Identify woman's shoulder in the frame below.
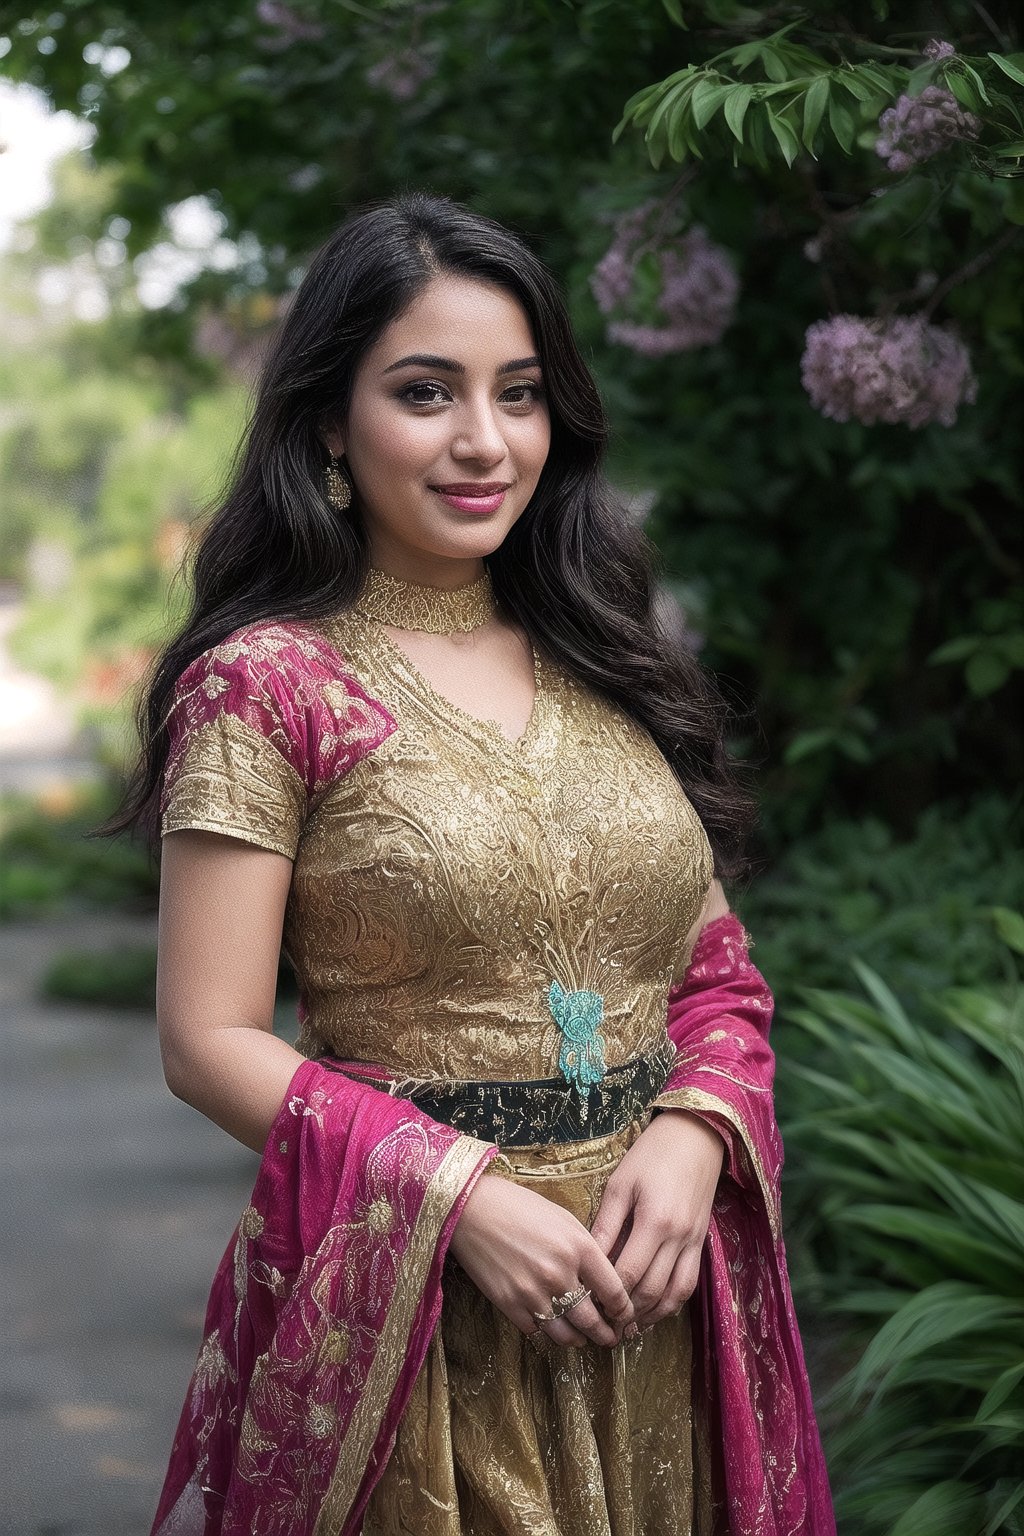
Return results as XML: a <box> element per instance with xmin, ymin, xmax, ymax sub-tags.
<box><xmin>166</xmin><ymin>616</ymin><xmax>396</xmax><ymax>796</ymax></box>
<box><xmin>178</xmin><ymin>617</ymin><xmax>343</xmax><ymax>684</ymax></box>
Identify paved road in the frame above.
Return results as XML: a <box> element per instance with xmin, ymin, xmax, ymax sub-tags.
<box><xmin>0</xmin><ymin>917</ymin><xmax>262</xmax><ymax>1536</ymax></box>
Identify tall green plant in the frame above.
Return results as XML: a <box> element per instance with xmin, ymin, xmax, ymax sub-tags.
<box><xmin>782</xmin><ymin>940</ymin><xmax>1024</xmax><ymax>1533</ymax></box>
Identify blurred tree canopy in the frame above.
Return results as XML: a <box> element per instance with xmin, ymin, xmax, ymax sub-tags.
<box><xmin>2</xmin><ymin>0</ymin><xmax>1022</xmax><ymax>851</ymax></box>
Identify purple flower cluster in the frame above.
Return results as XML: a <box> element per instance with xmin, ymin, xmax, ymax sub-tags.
<box><xmin>365</xmin><ymin>48</ymin><xmax>437</xmax><ymax>101</ymax></box>
<box><xmin>590</xmin><ymin>203</ymin><xmax>738</xmax><ymax>356</ymax></box>
<box><xmin>801</xmin><ymin>313</ymin><xmax>978</xmax><ymax>429</ymax></box>
<box><xmin>923</xmin><ymin>38</ymin><xmax>957</xmax><ymax>61</ymax></box>
<box><xmin>254</xmin><ymin>1</ymin><xmax>325</xmax><ymax>48</ymax></box>
<box><xmin>875</xmin><ymin>84</ymin><xmax>981</xmax><ymax>173</ymax></box>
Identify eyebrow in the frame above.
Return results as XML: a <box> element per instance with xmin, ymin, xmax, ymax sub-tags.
<box><xmin>382</xmin><ymin>353</ymin><xmax>543</xmax><ymax>376</ymax></box>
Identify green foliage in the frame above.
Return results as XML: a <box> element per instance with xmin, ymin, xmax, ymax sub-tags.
<box><xmin>0</xmin><ymin>787</ymin><xmax>159</xmax><ymax>922</ymax></box>
<box><xmin>2</xmin><ymin>0</ymin><xmax>1021</xmax><ymax>844</ymax></box>
<box><xmin>42</xmin><ymin>944</ymin><xmax>159</xmax><ymax>1008</ymax></box>
<box><xmin>780</xmin><ymin>959</ymin><xmax>1024</xmax><ymax>1532</ymax></box>
<box><xmin>0</xmin><ymin>325</ymin><xmax>249</xmax><ymax>761</ymax></box>
<box><xmin>736</xmin><ymin>797</ymin><xmax>1024</xmax><ymax>1010</ymax></box>
<box><xmin>615</xmin><ymin>22</ymin><xmax>1024</xmax><ymax>176</ymax></box>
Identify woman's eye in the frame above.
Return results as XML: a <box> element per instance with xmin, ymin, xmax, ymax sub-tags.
<box><xmin>399</xmin><ymin>381</ymin><xmax>451</xmax><ymax>406</ymax></box>
<box><xmin>500</xmin><ymin>382</ymin><xmax>546</xmax><ymax>407</ymax></box>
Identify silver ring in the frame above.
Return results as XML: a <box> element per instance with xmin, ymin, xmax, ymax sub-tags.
<box><xmin>551</xmin><ymin>1285</ymin><xmax>590</xmax><ymax>1318</ymax></box>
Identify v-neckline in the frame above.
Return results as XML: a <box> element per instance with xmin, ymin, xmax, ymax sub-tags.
<box><xmin>371</xmin><ymin>622</ymin><xmax>545</xmax><ymax>754</ymax></box>
<box><xmin>320</xmin><ymin>608</ymin><xmax>552</xmax><ymax>758</ymax></box>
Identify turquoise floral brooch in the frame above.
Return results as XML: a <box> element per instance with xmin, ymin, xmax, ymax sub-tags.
<box><xmin>548</xmin><ymin>980</ymin><xmax>607</xmax><ymax>1114</ymax></box>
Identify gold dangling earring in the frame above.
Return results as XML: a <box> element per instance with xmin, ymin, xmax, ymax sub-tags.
<box><xmin>324</xmin><ymin>453</ymin><xmax>353</xmax><ymax>512</ymax></box>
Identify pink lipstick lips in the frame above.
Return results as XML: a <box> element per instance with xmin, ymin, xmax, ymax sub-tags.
<box><xmin>429</xmin><ymin>481</ymin><xmax>512</xmax><ymax>515</ymax></box>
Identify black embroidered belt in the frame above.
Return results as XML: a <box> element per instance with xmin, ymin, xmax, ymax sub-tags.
<box><xmin>315</xmin><ymin>1040</ymin><xmax>677</xmax><ymax>1145</ymax></box>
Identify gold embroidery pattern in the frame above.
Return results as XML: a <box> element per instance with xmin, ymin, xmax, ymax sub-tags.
<box><xmin>228</xmin><ymin>1124</ymin><xmax>490</xmax><ymax>1533</ymax></box>
<box><xmin>315</xmin><ymin>1135</ymin><xmax>493</xmax><ymax>1533</ymax></box>
<box><xmin>159</xmin><ymin>619</ymin><xmax>396</xmax><ymax>860</ymax></box>
<box><xmin>362</xmin><ymin>1123</ymin><xmax>716</xmax><ymax>1535</ymax></box>
<box><xmin>288</xmin><ymin>609</ymin><xmax>715</xmax><ymax>1084</ymax></box>
<box><xmin>161</xmin><ymin>710</ymin><xmax>307</xmax><ymax>857</ymax></box>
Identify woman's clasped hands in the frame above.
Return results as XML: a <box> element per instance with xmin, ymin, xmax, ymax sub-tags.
<box><xmin>448</xmin><ymin>1107</ymin><xmax>725</xmax><ymax>1346</ymax></box>
<box><xmin>589</xmin><ymin>1107</ymin><xmax>725</xmax><ymax>1334</ymax></box>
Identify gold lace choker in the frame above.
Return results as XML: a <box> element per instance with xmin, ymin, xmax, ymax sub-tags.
<box><xmin>355</xmin><ymin>566</ymin><xmax>497</xmax><ymax>633</ymax></box>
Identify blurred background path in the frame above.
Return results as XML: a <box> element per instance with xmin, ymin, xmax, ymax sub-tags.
<box><xmin>0</xmin><ymin>603</ymin><xmax>259</xmax><ymax>1534</ymax></box>
<box><xmin>0</xmin><ymin>914</ymin><xmax>258</xmax><ymax>1536</ymax></box>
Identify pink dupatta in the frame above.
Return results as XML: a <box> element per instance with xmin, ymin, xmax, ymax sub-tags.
<box><xmin>150</xmin><ymin>1067</ymin><xmax>495</xmax><ymax>1535</ymax></box>
<box><xmin>659</xmin><ymin>913</ymin><xmax>836</xmax><ymax>1536</ymax></box>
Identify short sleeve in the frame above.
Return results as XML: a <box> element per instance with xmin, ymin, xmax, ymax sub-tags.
<box><xmin>159</xmin><ymin>622</ymin><xmax>396</xmax><ymax>860</ymax></box>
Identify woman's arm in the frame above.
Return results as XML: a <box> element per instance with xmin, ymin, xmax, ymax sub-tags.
<box><xmin>157</xmin><ymin>829</ymin><xmax>308</xmax><ymax>1155</ymax></box>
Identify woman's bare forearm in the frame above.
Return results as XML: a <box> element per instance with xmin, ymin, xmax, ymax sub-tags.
<box><xmin>162</xmin><ymin>1024</ymin><xmax>307</xmax><ymax>1155</ymax></box>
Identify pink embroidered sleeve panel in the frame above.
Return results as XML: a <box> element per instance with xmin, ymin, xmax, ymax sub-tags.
<box><xmin>159</xmin><ymin>622</ymin><xmax>397</xmax><ymax>860</ymax></box>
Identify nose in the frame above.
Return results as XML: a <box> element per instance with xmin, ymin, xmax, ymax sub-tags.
<box><xmin>450</xmin><ymin>394</ymin><xmax>510</xmax><ymax>468</ymax></box>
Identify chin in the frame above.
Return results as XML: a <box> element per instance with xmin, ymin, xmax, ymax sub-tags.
<box><xmin>425</xmin><ymin>521</ymin><xmax>515</xmax><ymax>561</ymax></box>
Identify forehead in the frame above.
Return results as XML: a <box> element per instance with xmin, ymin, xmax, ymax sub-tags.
<box><xmin>370</xmin><ymin>274</ymin><xmax>539</xmax><ymax>366</ymax></box>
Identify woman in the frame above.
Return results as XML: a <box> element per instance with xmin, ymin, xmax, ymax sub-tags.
<box><xmin>108</xmin><ymin>192</ymin><xmax>834</xmax><ymax>1535</ymax></box>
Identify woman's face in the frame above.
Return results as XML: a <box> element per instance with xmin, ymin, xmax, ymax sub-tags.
<box><xmin>325</xmin><ymin>273</ymin><xmax>551</xmax><ymax>582</ymax></box>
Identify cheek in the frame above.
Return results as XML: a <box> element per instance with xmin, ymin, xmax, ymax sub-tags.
<box><xmin>516</xmin><ymin>414</ymin><xmax>552</xmax><ymax>475</ymax></box>
<box><xmin>350</xmin><ymin>407</ymin><xmax>442</xmax><ymax>479</ymax></box>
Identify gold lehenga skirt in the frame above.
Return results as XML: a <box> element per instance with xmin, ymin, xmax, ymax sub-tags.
<box><xmin>362</xmin><ymin>1120</ymin><xmax>714</xmax><ymax>1536</ymax></box>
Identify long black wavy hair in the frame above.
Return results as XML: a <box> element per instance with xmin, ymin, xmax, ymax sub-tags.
<box><xmin>101</xmin><ymin>190</ymin><xmax>754</xmax><ymax>876</ymax></box>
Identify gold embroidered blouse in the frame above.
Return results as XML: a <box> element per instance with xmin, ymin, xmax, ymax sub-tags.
<box><xmin>159</xmin><ymin>609</ymin><xmax>715</xmax><ymax>1086</ymax></box>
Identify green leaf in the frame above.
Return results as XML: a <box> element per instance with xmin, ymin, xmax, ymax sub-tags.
<box><xmin>723</xmin><ymin>84</ymin><xmax>754</xmax><ymax>143</ymax></box>
<box><xmin>802</xmin><ymin>75</ymin><xmax>830</xmax><ymax>152</ymax></box>
<box><xmin>667</xmin><ymin>106</ymin><xmax>691</xmax><ymax>163</ymax></box>
<box><xmin>975</xmin><ymin>1361</ymin><xmax>1024</xmax><ymax>1424</ymax></box>
<box><xmin>841</xmin><ymin>1205</ymin><xmax>1024</xmax><ymax>1288</ymax></box>
<box><xmin>858</xmin><ymin>63</ymin><xmax>897</xmax><ymax>95</ymax></box>
<box><xmin>690</xmin><ymin>79</ymin><xmax>732</xmax><ymax>131</ymax></box>
<box><xmin>729</xmin><ymin>40</ymin><xmax>768</xmax><ymax>72</ymax></box>
<box><xmin>989</xmin><ymin>907</ymin><xmax>1024</xmax><ymax>956</ymax></box>
<box><xmin>983</xmin><ymin>1479</ymin><xmax>1024</xmax><ymax>1535</ymax></box>
<box><xmin>966</xmin><ymin>649</ymin><xmax>1010</xmax><ymax>696</ymax></box>
<box><xmin>848</xmin><ymin>960</ymin><xmax>918</xmax><ymax>1048</ymax></box>
<box><xmin>761</xmin><ymin>47</ymin><xmax>789</xmax><ymax>84</ymax></box>
<box><xmin>946</xmin><ymin>73</ymin><xmax>982</xmax><ymax>112</ymax></box>
<box><xmin>660</xmin><ymin>0</ymin><xmax>687</xmax><ymax>25</ymax></box>
<box><xmin>645</xmin><ymin>74</ymin><xmax>697</xmax><ymax>145</ymax></box>
<box><xmin>828</xmin><ymin>95</ymin><xmax>856</xmax><ymax>154</ymax></box>
<box><xmin>852</xmin><ymin>1281</ymin><xmax>1022</xmax><ymax>1398</ymax></box>
<box><xmin>929</xmin><ymin>635</ymin><xmax>980</xmax><ymax>664</ymax></box>
<box><xmin>989</xmin><ymin>52</ymin><xmax>1024</xmax><ymax>88</ymax></box>
<box><xmin>889</xmin><ymin>1481</ymin><xmax>983</xmax><ymax>1536</ymax></box>
<box><xmin>836</xmin><ymin>70</ymin><xmax>880</xmax><ymax>103</ymax></box>
<box><xmin>765</xmin><ymin>105</ymin><xmax>801</xmax><ymax>167</ymax></box>
<box><xmin>957</xmin><ymin>61</ymin><xmax>993</xmax><ymax>106</ymax></box>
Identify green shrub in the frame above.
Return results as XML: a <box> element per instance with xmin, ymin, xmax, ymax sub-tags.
<box><xmin>42</xmin><ymin>946</ymin><xmax>159</xmax><ymax>1008</ymax></box>
<box><xmin>0</xmin><ymin>785</ymin><xmax>158</xmax><ymax>922</ymax></box>
<box><xmin>737</xmin><ymin>796</ymin><xmax>1024</xmax><ymax>1009</ymax></box>
<box><xmin>781</xmin><ymin>947</ymin><xmax>1024</xmax><ymax>1534</ymax></box>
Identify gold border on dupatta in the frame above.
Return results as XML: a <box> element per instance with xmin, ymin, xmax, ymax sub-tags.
<box><xmin>651</xmin><ymin>1086</ymin><xmax>781</xmax><ymax>1240</ymax></box>
<box><xmin>312</xmin><ymin>1135</ymin><xmax>492</xmax><ymax>1535</ymax></box>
